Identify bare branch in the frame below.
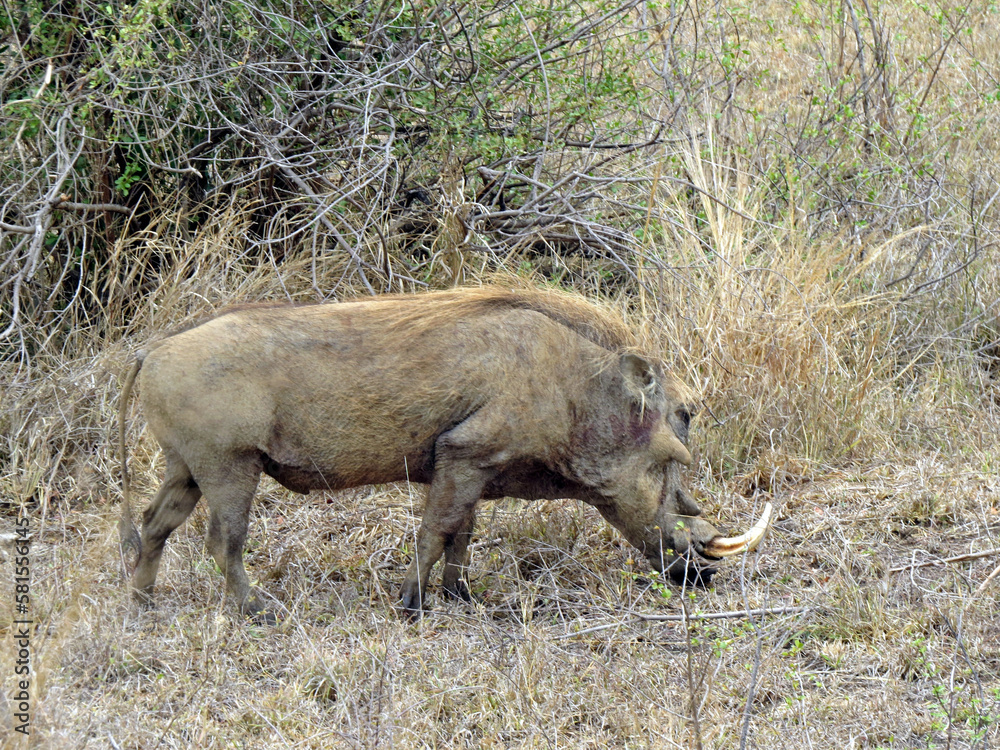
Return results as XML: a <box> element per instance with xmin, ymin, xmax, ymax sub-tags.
<box><xmin>889</xmin><ymin>548</ymin><xmax>1000</xmax><ymax>574</ymax></box>
<box><xmin>554</xmin><ymin>605</ymin><xmax>811</xmax><ymax>639</ymax></box>
<box><xmin>53</xmin><ymin>200</ymin><xmax>133</xmax><ymax>215</ymax></box>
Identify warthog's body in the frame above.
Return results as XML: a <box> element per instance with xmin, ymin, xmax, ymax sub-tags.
<box><xmin>120</xmin><ymin>287</ymin><xmax>766</xmax><ymax>619</ymax></box>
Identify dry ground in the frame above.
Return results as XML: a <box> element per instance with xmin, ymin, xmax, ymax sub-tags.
<box><xmin>2</xmin><ymin>441</ymin><xmax>999</xmax><ymax>748</ymax></box>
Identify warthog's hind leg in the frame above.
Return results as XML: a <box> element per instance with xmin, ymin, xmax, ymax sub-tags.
<box><xmin>197</xmin><ymin>457</ymin><xmax>273</xmax><ymax>623</ymax></box>
<box><xmin>132</xmin><ymin>452</ymin><xmax>202</xmax><ymax>605</ymax></box>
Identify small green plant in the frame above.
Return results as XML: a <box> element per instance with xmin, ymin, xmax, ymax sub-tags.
<box><xmin>646</xmin><ymin>570</ymin><xmax>673</xmax><ymax>602</ymax></box>
<box><xmin>114</xmin><ymin>161</ymin><xmax>144</xmax><ymax>196</ymax></box>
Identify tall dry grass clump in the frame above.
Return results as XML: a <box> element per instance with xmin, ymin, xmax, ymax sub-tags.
<box><xmin>564</xmin><ymin>129</ymin><xmax>990</xmax><ymax>495</ymax></box>
<box><xmin>621</xmin><ymin>121</ymin><xmax>1000</xmax><ymax>491</ymax></box>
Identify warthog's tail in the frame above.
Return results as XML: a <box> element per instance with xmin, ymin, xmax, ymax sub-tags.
<box><xmin>118</xmin><ymin>351</ymin><xmax>146</xmax><ymax>567</ymax></box>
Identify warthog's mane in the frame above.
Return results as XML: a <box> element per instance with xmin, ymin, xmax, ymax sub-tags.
<box><xmin>168</xmin><ymin>286</ymin><xmax>640</xmax><ymax>356</ymax></box>
<box><xmin>368</xmin><ymin>286</ymin><xmax>638</xmax><ymax>354</ymax></box>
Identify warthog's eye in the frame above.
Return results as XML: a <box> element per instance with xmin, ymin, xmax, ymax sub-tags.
<box><xmin>673</xmin><ymin>408</ymin><xmax>691</xmax><ymax>441</ymax></box>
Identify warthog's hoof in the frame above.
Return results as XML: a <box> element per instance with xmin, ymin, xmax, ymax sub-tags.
<box><xmin>442</xmin><ymin>579</ymin><xmax>474</xmax><ymax>604</ymax></box>
<box><xmin>247</xmin><ymin>608</ymin><xmax>278</xmax><ymax>627</ymax></box>
<box><xmin>132</xmin><ymin>587</ymin><xmax>155</xmax><ymax>608</ymax></box>
<box><xmin>241</xmin><ymin>592</ymin><xmax>279</xmax><ymax>626</ymax></box>
<box><xmin>398</xmin><ymin>583</ymin><xmax>428</xmax><ymax>620</ymax></box>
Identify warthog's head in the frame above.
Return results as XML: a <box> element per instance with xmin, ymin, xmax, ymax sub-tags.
<box><xmin>584</xmin><ymin>354</ymin><xmax>771</xmax><ymax>583</ymax></box>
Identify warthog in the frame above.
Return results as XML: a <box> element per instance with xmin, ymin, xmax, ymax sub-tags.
<box><xmin>118</xmin><ymin>287</ymin><xmax>770</xmax><ymax>620</ymax></box>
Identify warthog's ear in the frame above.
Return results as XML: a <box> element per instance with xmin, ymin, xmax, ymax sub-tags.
<box><xmin>620</xmin><ymin>353</ymin><xmax>662</xmax><ymax>408</ymax></box>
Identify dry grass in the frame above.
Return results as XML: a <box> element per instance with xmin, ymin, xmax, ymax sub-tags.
<box><xmin>3</xmin><ymin>1</ymin><xmax>1000</xmax><ymax>748</ymax></box>
<box><xmin>4</xmin><ymin>440</ymin><xmax>1000</xmax><ymax>748</ymax></box>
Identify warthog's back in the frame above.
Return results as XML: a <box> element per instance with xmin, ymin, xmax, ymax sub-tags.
<box><xmin>138</xmin><ymin>289</ymin><xmax>624</xmax><ymax>491</ymax></box>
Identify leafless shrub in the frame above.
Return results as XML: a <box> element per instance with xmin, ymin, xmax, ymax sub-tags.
<box><xmin>2</xmin><ymin>0</ymin><xmax>672</xmax><ymax>355</ymax></box>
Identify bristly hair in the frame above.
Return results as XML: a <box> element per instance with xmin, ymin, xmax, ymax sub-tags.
<box><xmin>167</xmin><ymin>285</ymin><xmax>639</xmax><ymax>356</ymax></box>
<box><xmin>368</xmin><ymin>285</ymin><xmax>638</xmax><ymax>354</ymax></box>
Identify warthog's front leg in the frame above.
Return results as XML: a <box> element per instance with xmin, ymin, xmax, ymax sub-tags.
<box><xmin>400</xmin><ymin>444</ymin><xmax>490</xmax><ymax>616</ymax></box>
<box><xmin>441</xmin><ymin>511</ymin><xmax>476</xmax><ymax>603</ymax></box>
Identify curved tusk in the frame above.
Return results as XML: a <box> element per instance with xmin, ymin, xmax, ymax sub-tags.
<box><xmin>702</xmin><ymin>502</ymin><xmax>773</xmax><ymax>558</ymax></box>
